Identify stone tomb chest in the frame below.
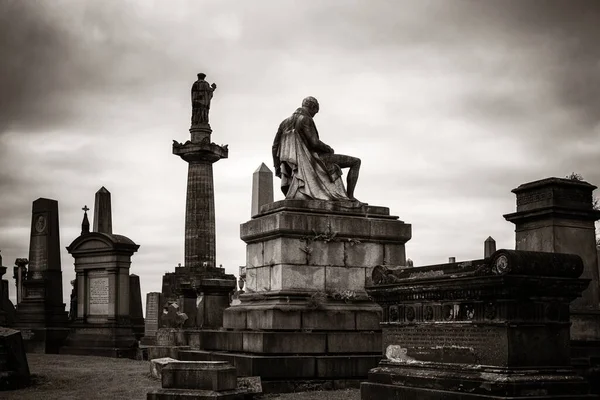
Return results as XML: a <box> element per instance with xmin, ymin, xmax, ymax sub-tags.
<box><xmin>62</xmin><ymin>232</ymin><xmax>139</xmax><ymax>357</ymax></box>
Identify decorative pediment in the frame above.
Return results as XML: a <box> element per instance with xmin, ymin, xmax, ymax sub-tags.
<box><xmin>67</xmin><ymin>232</ymin><xmax>139</xmax><ymax>254</ymax></box>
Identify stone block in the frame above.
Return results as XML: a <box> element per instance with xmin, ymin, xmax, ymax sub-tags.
<box><xmin>0</xmin><ymin>328</ymin><xmax>30</xmax><ymax>389</ymax></box>
<box><xmin>383</xmin><ymin>243</ymin><xmax>406</xmax><ymax>266</ymax></box>
<box><xmin>245</xmin><ymin>242</ymin><xmax>264</xmax><ymax>268</ymax></box>
<box><xmin>308</xmin><ymin>241</ymin><xmax>345</xmax><ymax>266</ymax></box>
<box><xmin>237</xmin><ymin>376</ymin><xmax>262</xmax><ymax>394</ymax></box>
<box><xmin>162</xmin><ymin>361</ymin><xmax>237</xmax><ymax>391</ymax></box>
<box><xmin>222</xmin><ymin>308</ymin><xmax>247</xmax><ymax>330</ymax></box>
<box><xmin>148</xmin><ymin>345</ymin><xmax>190</xmax><ymax>360</ymax></box>
<box><xmin>356</xmin><ymin>309</ymin><xmax>382</xmax><ymax>330</ymax></box>
<box><xmin>325</xmin><ymin>266</ymin><xmax>366</xmax><ymax>292</ymax></box>
<box><xmin>245</xmin><ymin>268</ymin><xmax>257</xmax><ymax>293</ymax></box>
<box><xmin>327</xmin><ymin>332</ymin><xmax>381</xmax><ymax>353</ymax></box>
<box><xmin>344</xmin><ymin>242</ymin><xmax>383</xmax><ymax>267</ymax></box>
<box><xmin>202</xmin><ymin>331</ymin><xmax>244</xmax><ymax>352</ymax></box>
<box><xmin>264</xmin><ymin>237</ymin><xmax>307</xmax><ymax>265</ymax></box>
<box><xmin>329</xmin><ymin>216</ymin><xmax>371</xmax><ymax>239</ymax></box>
<box><xmin>255</xmin><ymin>266</ymin><xmax>271</xmax><ymax>292</ymax></box>
<box><xmin>273</xmin><ymin>264</ymin><xmax>325</xmax><ymax>292</ymax></box>
<box><xmin>242</xmin><ymin>332</ymin><xmax>327</xmax><ymax>354</ymax></box>
<box><xmin>315</xmin><ymin>355</ymin><xmax>381</xmax><ymax>378</ymax></box>
<box><xmin>147</xmin><ymin>388</ymin><xmax>248</xmax><ymax>399</ymax></box>
<box><xmin>246</xmin><ymin>309</ymin><xmax>302</xmax><ymax>330</ymax></box>
<box><xmin>186</xmin><ymin>331</ymin><xmax>202</xmax><ymax>349</ymax></box>
<box><xmin>150</xmin><ymin>357</ymin><xmax>177</xmax><ymax>380</ymax></box>
<box><xmin>302</xmin><ymin>310</ymin><xmax>356</xmax><ymax>330</ymax></box>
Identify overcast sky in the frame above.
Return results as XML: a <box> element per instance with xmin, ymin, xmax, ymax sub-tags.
<box><xmin>1</xmin><ymin>0</ymin><xmax>599</xmax><ymax>307</ymax></box>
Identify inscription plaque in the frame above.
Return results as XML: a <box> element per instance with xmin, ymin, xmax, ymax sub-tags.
<box><xmin>383</xmin><ymin>324</ymin><xmax>506</xmax><ymax>365</ymax></box>
<box><xmin>89</xmin><ymin>277</ymin><xmax>109</xmax><ymax>315</ymax></box>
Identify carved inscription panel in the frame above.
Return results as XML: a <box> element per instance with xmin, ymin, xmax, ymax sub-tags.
<box><xmin>89</xmin><ymin>276</ymin><xmax>110</xmax><ymax>315</ymax></box>
<box><xmin>145</xmin><ymin>293</ymin><xmax>160</xmax><ymax>335</ymax></box>
<box><xmin>383</xmin><ymin>324</ymin><xmax>506</xmax><ymax>366</ymax></box>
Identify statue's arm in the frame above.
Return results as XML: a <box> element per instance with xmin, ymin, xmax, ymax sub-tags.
<box><xmin>299</xmin><ymin>117</ymin><xmax>333</xmax><ymax>153</ymax></box>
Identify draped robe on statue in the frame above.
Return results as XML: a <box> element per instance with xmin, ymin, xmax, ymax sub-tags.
<box><xmin>273</xmin><ymin>108</ymin><xmax>350</xmax><ymax>201</ymax></box>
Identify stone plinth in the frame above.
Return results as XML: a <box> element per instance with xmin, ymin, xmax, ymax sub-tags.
<box><xmin>361</xmin><ymin>249</ymin><xmax>595</xmax><ymax>399</ymax></box>
<box><xmin>62</xmin><ymin>232</ymin><xmax>139</xmax><ymax>358</ymax></box>
<box><xmin>200</xmin><ymin>199</ymin><xmax>411</xmax><ymax>392</ymax></box>
<box><xmin>147</xmin><ymin>360</ymin><xmax>249</xmax><ymax>400</ymax></box>
<box><xmin>15</xmin><ymin>198</ymin><xmax>69</xmax><ymax>353</ymax></box>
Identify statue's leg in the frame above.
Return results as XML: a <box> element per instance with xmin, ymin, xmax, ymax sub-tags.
<box><xmin>321</xmin><ymin>153</ymin><xmax>361</xmax><ymax>199</ymax></box>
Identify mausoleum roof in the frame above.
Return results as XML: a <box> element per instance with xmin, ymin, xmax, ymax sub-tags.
<box><xmin>66</xmin><ymin>231</ymin><xmax>139</xmax><ymax>254</ymax></box>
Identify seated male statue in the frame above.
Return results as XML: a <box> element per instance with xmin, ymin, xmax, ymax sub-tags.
<box><xmin>272</xmin><ymin>96</ymin><xmax>361</xmax><ymax>201</ymax></box>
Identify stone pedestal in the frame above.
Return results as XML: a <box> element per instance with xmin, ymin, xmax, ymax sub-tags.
<box><xmin>361</xmin><ymin>250</ymin><xmax>595</xmax><ymax>399</ymax></box>
<box><xmin>504</xmin><ymin>177</ymin><xmax>600</xmax><ymax>393</ymax></box>
<box><xmin>184</xmin><ymin>199</ymin><xmax>412</xmax><ymax>392</ymax></box>
<box><xmin>15</xmin><ymin>198</ymin><xmax>69</xmax><ymax>353</ymax></box>
<box><xmin>61</xmin><ymin>232</ymin><xmax>139</xmax><ymax>357</ymax></box>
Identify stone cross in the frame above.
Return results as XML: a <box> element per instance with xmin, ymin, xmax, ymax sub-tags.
<box><xmin>81</xmin><ymin>205</ymin><xmax>90</xmax><ymax>235</ymax></box>
<box><xmin>93</xmin><ymin>187</ymin><xmax>112</xmax><ymax>234</ymax></box>
<box><xmin>251</xmin><ymin>163</ymin><xmax>274</xmax><ymax>217</ymax></box>
<box><xmin>484</xmin><ymin>236</ymin><xmax>496</xmax><ymax>258</ymax></box>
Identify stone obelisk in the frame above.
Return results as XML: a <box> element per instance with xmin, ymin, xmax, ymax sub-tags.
<box><xmin>93</xmin><ymin>186</ymin><xmax>112</xmax><ymax>234</ymax></box>
<box><xmin>173</xmin><ymin>73</ymin><xmax>227</xmax><ymax>269</ymax></box>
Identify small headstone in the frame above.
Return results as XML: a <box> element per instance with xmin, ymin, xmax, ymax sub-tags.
<box><xmin>237</xmin><ymin>376</ymin><xmax>262</xmax><ymax>394</ymax></box>
<box><xmin>251</xmin><ymin>163</ymin><xmax>274</xmax><ymax>217</ymax></box>
<box><xmin>144</xmin><ymin>292</ymin><xmax>163</xmax><ymax>341</ymax></box>
<box><xmin>448</xmin><ymin>257</ymin><xmax>456</xmax><ymax>263</ymax></box>
<box><xmin>0</xmin><ymin>252</ymin><xmax>16</xmax><ymax>326</ymax></box>
<box><xmin>484</xmin><ymin>236</ymin><xmax>496</xmax><ymax>258</ymax></box>
<box><xmin>406</xmin><ymin>258</ymin><xmax>414</xmax><ymax>267</ymax></box>
<box><xmin>93</xmin><ymin>186</ymin><xmax>112</xmax><ymax>234</ymax></box>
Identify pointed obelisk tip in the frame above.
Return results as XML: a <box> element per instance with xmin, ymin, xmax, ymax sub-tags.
<box><xmin>255</xmin><ymin>163</ymin><xmax>272</xmax><ymax>173</ymax></box>
<box><xmin>485</xmin><ymin>236</ymin><xmax>495</xmax><ymax>242</ymax></box>
<box><xmin>93</xmin><ymin>187</ymin><xmax>113</xmax><ymax>234</ymax></box>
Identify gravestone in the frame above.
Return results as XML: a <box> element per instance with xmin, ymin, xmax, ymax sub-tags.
<box><xmin>141</xmin><ymin>292</ymin><xmax>163</xmax><ymax>345</ymax></box>
<box><xmin>361</xmin><ymin>250</ymin><xmax>594</xmax><ymax>399</ymax></box>
<box><xmin>0</xmin><ymin>252</ymin><xmax>16</xmax><ymax>326</ymax></box>
<box><xmin>62</xmin><ymin>191</ymin><xmax>140</xmax><ymax>358</ymax></box>
<box><xmin>13</xmin><ymin>258</ymin><xmax>28</xmax><ymax>306</ymax></box>
<box><xmin>15</xmin><ymin>198</ymin><xmax>69</xmax><ymax>353</ymax></box>
<box><xmin>0</xmin><ymin>327</ymin><xmax>30</xmax><ymax>389</ymax></box>
<box><xmin>130</xmin><ymin>274</ymin><xmax>144</xmax><ymax>340</ymax></box>
<box><xmin>93</xmin><ymin>186</ymin><xmax>112</xmax><ymax>234</ymax></box>
<box><xmin>251</xmin><ymin>163</ymin><xmax>273</xmax><ymax>217</ymax></box>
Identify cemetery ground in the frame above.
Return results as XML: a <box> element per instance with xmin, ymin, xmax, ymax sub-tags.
<box><xmin>2</xmin><ymin>353</ymin><xmax>360</xmax><ymax>400</ymax></box>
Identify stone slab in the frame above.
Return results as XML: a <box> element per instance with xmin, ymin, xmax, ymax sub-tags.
<box><xmin>150</xmin><ymin>357</ymin><xmax>178</xmax><ymax>380</ymax></box>
<box><xmin>0</xmin><ymin>328</ymin><xmax>30</xmax><ymax>389</ymax></box>
<box><xmin>242</xmin><ymin>332</ymin><xmax>327</xmax><ymax>354</ymax></box>
<box><xmin>315</xmin><ymin>355</ymin><xmax>381</xmax><ymax>379</ymax></box>
<box><xmin>257</xmin><ymin>199</ymin><xmax>395</xmax><ymax>219</ymax></box>
<box><xmin>147</xmin><ymin>388</ymin><xmax>248</xmax><ymax>400</ymax></box>
<box><xmin>237</xmin><ymin>376</ymin><xmax>262</xmax><ymax>394</ymax></box>
<box><xmin>161</xmin><ymin>361</ymin><xmax>236</xmax><ymax>391</ymax></box>
<box><xmin>326</xmin><ymin>332</ymin><xmax>381</xmax><ymax>353</ymax></box>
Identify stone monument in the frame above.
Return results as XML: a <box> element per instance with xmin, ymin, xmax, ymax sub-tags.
<box><xmin>141</xmin><ymin>292</ymin><xmax>163</xmax><ymax>345</ymax></box>
<box><xmin>62</xmin><ymin>188</ymin><xmax>140</xmax><ymax>357</ymax></box>
<box><xmin>504</xmin><ymin>176</ymin><xmax>600</xmax><ymax>393</ymax></box>
<box><xmin>251</xmin><ymin>163</ymin><xmax>273</xmax><ymax>217</ymax></box>
<box><xmin>13</xmin><ymin>258</ymin><xmax>28</xmax><ymax>306</ymax></box>
<box><xmin>361</xmin><ymin>250</ymin><xmax>595</xmax><ymax>399</ymax></box>
<box><xmin>15</xmin><ymin>198</ymin><xmax>69</xmax><ymax>353</ymax></box>
<box><xmin>175</xmin><ymin>96</ymin><xmax>411</xmax><ymax>392</ymax></box>
<box><xmin>159</xmin><ymin>72</ymin><xmax>236</xmax><ymax>328</ymax></box>
<box><xmin>0</xmin><ymin>327</ymin><xmax>30</xmax><ymax>389</ymax></box>
<box><xmin>130</xmin><ymin>274</ymin><xmax>144</xmax><ymax>340</ymax></box>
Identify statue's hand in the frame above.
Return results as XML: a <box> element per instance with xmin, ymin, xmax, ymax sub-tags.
<box><xmin>211</xmin><ymin>83</ymin><xmax>217</xmax><ymax>90</ymax></box>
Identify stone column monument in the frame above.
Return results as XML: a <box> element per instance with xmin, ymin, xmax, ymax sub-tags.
<box><xmin>158</xmin><ymin>72</ymin><xmax>235</xmax><ymax>330</ymax></box>
<box><xmin>15</xmin><ymin>198</ymin><xmax>68</xmax><ymax>352</ymax></box>
<box><xmin>62</xmin><ymin>189</ymin><xmax>140</xmax><ymax>357</ymax></box>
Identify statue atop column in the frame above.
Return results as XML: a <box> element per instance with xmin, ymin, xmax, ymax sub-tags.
<box><xmin>272</xmin><ymin>96</ymin><xmax>362</xmax><ymax>202</ymax></box>
<box><xmin>191</xmin><ymin>73</ymin><xmax>217</xmax><ymax>126</ymax></box>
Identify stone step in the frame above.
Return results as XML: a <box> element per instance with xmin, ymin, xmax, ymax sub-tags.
<box><xmin>178</xmin><ymin>350</ymin><xmax>381</xmax><ymax>380</ymax></box>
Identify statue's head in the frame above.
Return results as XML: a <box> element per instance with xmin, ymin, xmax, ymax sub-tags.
<box><xmin>197</xmin><ymin>73</ymin><xmax>207</xmax><ymax>80</ymax></box>
<box><xmin>302</xmin><ymin>96</ymin><xmax>319</xmax><ymax>116</ymax></box>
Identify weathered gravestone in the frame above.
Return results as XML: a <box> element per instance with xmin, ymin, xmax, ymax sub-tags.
<box><xmin>141</xmin><ymin>292</ymin><xmax>163</xmax><ymax>345</ymax></box>
<box><xmin>251</xmin><ymin>163</ymin><xmax>273</xmax><ymax>217</ymax></box>
<box><xmin>0</xmin><ymin>327</ymin><xmax>30</xmax><ymax>390</ymax></box>
<box><xmin>15</xmin><ymin>198</ymin><xmax>69</xmax><ymax>353</ymax></box>
<box><xmin>361</xmin><ymin>250</ymin><xmax>595</xmax><ymax>399</ymax></box>
<box><xmin>62</xmin><ymin>189</ymin><xmax>140</xmax><ymax>357</ymax></box>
